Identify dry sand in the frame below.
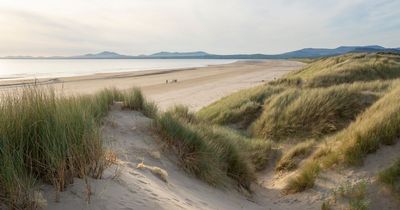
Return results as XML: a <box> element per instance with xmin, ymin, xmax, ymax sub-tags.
<box><xmin>0</xmin><ymin>60</ymin><xmax>303</xmax><ymax>111</ymax></box>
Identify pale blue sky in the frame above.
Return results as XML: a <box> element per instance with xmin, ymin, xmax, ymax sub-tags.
<box><xmin>0</xmin><ymin>0</ymin><xmax>399</xmax><ymax>56</ymax></box>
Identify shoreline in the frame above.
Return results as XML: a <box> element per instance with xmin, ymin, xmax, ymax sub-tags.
<box><xmin>0</xmin><ymin>60</ymin><xmax>304</xmax><ymax>110</ymax></box>
<box><xmin>0</xmin><ymin>58</ymin><xmax>241</xmax><ymax>83</ymax></box>
<box><xmin>0</xmin><ymin>61</ymin><xmax>247</xmax><ymax>88</ymax></box>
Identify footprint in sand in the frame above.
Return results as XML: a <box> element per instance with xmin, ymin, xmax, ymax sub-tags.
<box><xmin>138</xmin><ymin>179</ymin><xmax>149</xmax><ymax>185</ymax></box>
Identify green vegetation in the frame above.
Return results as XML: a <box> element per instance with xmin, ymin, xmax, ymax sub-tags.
<box><xmin>122</xmin><ymin>88</ymin><xmax>158</xmax><ymax>118</ymax></box>
<box><xmin>197</xmin><ymin>85</ymin><xmax>284</xmax><ymax>127</ymax></box>
<box><xmin>287</xmin><ymin>53</ymin><xmax>400</xmax><ymax>87</ymax></box>
<box><xmin>335</xmin><ymin>85</ymin><xmax>400</xmax><ymax>165</ymax></box>
<box><xmin>276</xmin><ymin>140</ymin><xmax>315</xmax><ymax>171</ymax></box>
<box><xmin>284</xmin><ymin>161</ymin><xmax>320</xmax><ymax>194</ymax></box>
<box><xmin>155</xmin><ymin>106</ymin><xmax>273</xmax><ymax>190</ymax></box>
<box><xmin>198</xmin><ymin>53</ymin><xmax>400</xmax><ymax>194</ymax></box>
<box><xmin>284</xmin><ymin>77</ymin><xmax>400</xmax><ymax>193</ymax></box>
<box><xmin>322</xmin><ymin>181</ymin><xmax>369</xmax><ymax>210</ymax></box>
<box><xmin>379</xmin><ymin>158</ymin><xmax>400</xmax><ymax>197</ymax></box>
<box><xmin>252</xmin><ymin>86</ymin><xmax>378</xmax><ymax>141</ymax></box>
<box><xmin>0</xmin><ymin>87</ymin><xmax>155</xmax><ymax>209</ymax></box>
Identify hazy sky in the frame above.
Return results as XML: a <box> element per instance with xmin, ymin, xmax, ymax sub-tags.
<box><xmin>0</xmin><ymin>0</ymin><xmax>399</xmax><ymax>56</ymax></box>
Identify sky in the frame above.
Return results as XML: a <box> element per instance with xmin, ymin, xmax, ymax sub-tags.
<box><xmin>0</xmin><ymin>0</ymin><xmax>399</xmax><ymax>56</ymax></box>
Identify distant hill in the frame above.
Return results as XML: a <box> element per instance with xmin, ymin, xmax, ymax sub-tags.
<box><xmin>150</xmin><ymin>51</ymin><xmax>209</xmax><ymax>57</ymax></box>
<box><xmin>2</xmin><ymin>46</ymin><xmax>400</xmax><ymax>59</ymax></box>
<box><xmin>72</xmin><ymin>51</ymin><xmax>128</xmax><ymax>59</ymax></box>
<box><xmin>277</xmin><ymin>45</ymin><xmax>398</xmax><ymax>58</ymax></box>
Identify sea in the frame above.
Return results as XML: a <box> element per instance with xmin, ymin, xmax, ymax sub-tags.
<box><xmin>0</xmin><ymin>59</ymin><xmax>237</xmax><ymax>80</ymax></box>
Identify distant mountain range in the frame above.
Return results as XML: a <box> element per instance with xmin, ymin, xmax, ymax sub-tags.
<box><xmin>150</xmin><ymin>51</ymin><xmax>209</xmax><ymax>57</ymax></box>
<box><xmin>3</xmin><ymin>46</ymin><xmax>400</xmax><ymax>59</ymax></box>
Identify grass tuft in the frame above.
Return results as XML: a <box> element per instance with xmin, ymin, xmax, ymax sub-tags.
<box><xmin>252</xmin><ymin>85</ymin><xmax>377</xmax><ymax>141</ymax></box>
<box><xmin>276</xmin><ymin>140</ymin><xmax>316</xmax><ymax>171</ymax></box>
<box><xmin>378</xmin><ymin>158</ymin><xmax>400</xmax><ymax>197</ymax></box>
<box><xmin>123</xmin><ymin>88</ymin><xmax>158</xmax><ymax>118</ymax></box>
<box><xmin>197</xmin><ymin>85</ymin><xmax>284</xmax><ymax>127</ymax></box>
<box><xmin>322</xmin><ymin>180</ymin><xmax>369</xmax><ymax>210</ymax></box>
<box><xmin>336</xmin><ymin>85</ymin><xmax>400</xmax><ymax>165</ymax></box>
<box><xmin>288</xmin><ymin>53</ymin><xmax>400</xmax><ymax>87</ymax></box>
<box><xmin>284</xmin><ymin>161</ymin><xmax>320</xmax><ymax>194</ymax></box>
<box><xmin>155</xmin><ymin>106</ymin><xmax>273</xmax><ymax>190</ymax></box>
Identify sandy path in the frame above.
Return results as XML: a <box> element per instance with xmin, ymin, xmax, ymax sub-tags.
<box><xmin>0</xmin><ymin>60</ymin><xmax>303</xmax><ymax>111</ymax></box>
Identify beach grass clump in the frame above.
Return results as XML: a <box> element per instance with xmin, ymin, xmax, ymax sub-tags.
<box><xmin>327</xmin><ymin>180</ymin><xmax>369</xmax><ymax>210</ymax></box>
<box><xmin>283</xmin><ymin>160</ymin><xmax>320</xmax><ymax>194</ymax></box>
<box><xmin>287</xmin><ymin>53</ymin><xmax>400</xmax><ymax>87</ymax></box>
<box><xmin>155</xmin><ymin>111</ymin><xmax>224</xmax><ymax>186</ymax></box>
<box><xmin>334</xmin><ymin>84</ymin><xmax>400</xmax><ymax>165</ymax></box>
<box><xmin>209</xmin><ymin>126</ymin><xmax>273</xmax><ymax>171</ymax></box>
<box><xmin>0</xmin><ymin>88</ymin><xmax>109</xmax><ymax>208</ymax></box>
<box><xmin>155</xmin><ymin>106</ymin><xmax>273</xmax><ymax>190</ymax></box>
<box><xmin>195</xmin><ymin>126</ymin><xmax>256</xmax><ymax>189</ymax></box>
<box><xmin>378</xmin><ymin>158</ymin><xmax>400</xmax><ymax>197</ymax></box>
<box><xmin>166</xmin><ymin>105</ymin><xmax>198</xmax><ymax>123</ymax></box>
<box><xmin>197</xmin><ymin>85</ymin><xmax>284</xmax><ymax>127</ymax></box>
<box><xmin>284</xmin><ymin>84</ymin><xmax>400</xmax><ymax>193</ymax></box>
<box><xmin>0</xmin><ymin>86</ymin><xmax>155</xmax><ymax>209</ymax></box>
<box><xmin>252</xmin><ymin>86</ymin><xmax>377</xmax><ymax>141</ymax></box>
<box><xmin>276</xmin><ymin>140</ymin><xmax>316</xmax><ymax>172</ymax></box>
<box><xmin>123</xmin><ymin>88</ymin><xmax>158</xmax><ymax>118</ymax></box>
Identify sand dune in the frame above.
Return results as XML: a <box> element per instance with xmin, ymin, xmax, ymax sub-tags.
<box><xmin>44</xmin><ymin>104</ymin><xmax>268</xmax><ymax>210</ymax></box>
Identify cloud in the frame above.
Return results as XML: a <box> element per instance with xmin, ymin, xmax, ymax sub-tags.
<box><xmin>0</xmin><ymin>0</ymin><xmax>399</xmax><ymax>56</ymax></box>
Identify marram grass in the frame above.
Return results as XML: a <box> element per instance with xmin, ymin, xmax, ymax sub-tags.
<box><xmin>155</xmin><ymin>105</ymin><xmax>273</xmax><ymax>190</ymax></box>
<box><xmin>0</xmin><ymin>86</ymin><xmax>155</xmax><ymax>209</ymax></box>
<box><xmin>379</xmin><ymin>158</ymin><xmax>400</xmax><ymax>197</ymax></box>
<box><xmin>199</xmin><ymin>53</ymin><xmax>400</xmax><ymax>194</ymax></box>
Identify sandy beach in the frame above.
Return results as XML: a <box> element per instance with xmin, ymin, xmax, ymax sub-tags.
<box><xmin>0</xmin><ymin>60</ymin><xmax>303</xmax><ymax>110</ymax></box>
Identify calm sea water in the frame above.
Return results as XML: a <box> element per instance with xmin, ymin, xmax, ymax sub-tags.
<box><xmin>0</xmin><ymin>59</ymin><xmax>237</xmax><ymax>80</ymax></box>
